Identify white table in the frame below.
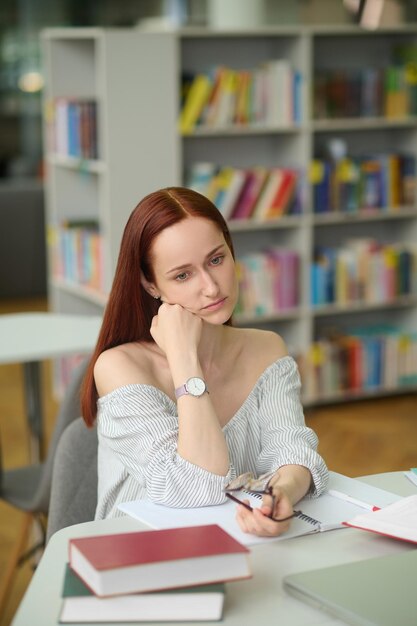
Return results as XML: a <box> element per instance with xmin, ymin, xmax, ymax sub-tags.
<box><xmin>0</xmin><ymin>312</ymin><xmax>102</xmax><ymax>459</ymax></box>
<box><xmin>11</xmin><ymin>472</ymin><xmax>417</xmax><ymax>626</ymax></box>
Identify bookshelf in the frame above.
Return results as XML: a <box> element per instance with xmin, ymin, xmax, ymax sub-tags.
<box><xmin>42</xmin><ymin>25</ymin><xmax>417</xmax><ymax>405</ymax></box>
<box><xmin>41</xmin><ymin>28</ymin><xmax>179</xmax><ymax>316</ymax></box>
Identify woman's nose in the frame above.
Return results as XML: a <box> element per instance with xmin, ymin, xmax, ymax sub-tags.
<box><xmin>200</xmin><ymin>271</ymin><xmax>219</xmax><ymax>296</ymax></box>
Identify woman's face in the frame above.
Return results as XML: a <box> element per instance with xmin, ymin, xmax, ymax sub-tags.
<box><xmin>147</xmin><ymin>217</ymin><xmax>238</xmax><ymax>324</ymax></box>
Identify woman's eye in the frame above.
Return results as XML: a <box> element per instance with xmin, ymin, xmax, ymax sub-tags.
<box><xmin>175</xmin><ymin>272</ymin><xmax>189</xmax><ymax>281</ymax></box>
<box><xmin>210</xmin><ymin>255</ymin><xmax>224</xmax><ymax>266</ymax></box>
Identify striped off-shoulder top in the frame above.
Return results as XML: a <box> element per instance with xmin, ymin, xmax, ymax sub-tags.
<box><xmin>95</xmin><ymin>355</ymin><xmax>329</xmax><ymax>519</ymax></box>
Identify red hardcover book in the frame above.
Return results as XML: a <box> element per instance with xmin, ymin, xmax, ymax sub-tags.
<box><xmin>69</xmin><ymin>524</ymin><xmax>251</xmax><ymax>597</ymax></box>
<box><xmin>265</xmin><ymin>169</ymin><xmax>297</xmax><ymax>218</ymax></box>
<box><xmin>346</xmin><ymin>336</ymin><xmax>363</xmax><ymax>390</ymax></box>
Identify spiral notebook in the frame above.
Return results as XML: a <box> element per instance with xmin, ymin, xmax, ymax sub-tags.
<box><xmin>118</xmin><ymin>472</ymin><xmax>400</xmax><ymax>546</ymax></box>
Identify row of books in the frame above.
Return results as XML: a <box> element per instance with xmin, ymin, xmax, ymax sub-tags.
<box><xmin>311</xmin><ymin>239</ymin><xmax>417</xmax><ymax>307</ymax></box>
<box><xmin>187</xmin><ymin>162</ymin><xmax>302</xmax><ymax>221</ymax></box>
<box><xmin>301</xmin><ymin>326</ymin><xmax>417</xmax><ymax>400</ymax></box>
<box><xmin>60</xmin><ymin>525</ymin><xmax>250</xmax><ymax>623</ymax></box>
<box><xmin>311</xmin><ymin>153</ymin><xmax>416</xmax><ymax>214</ymax></box>
<box><xmin>49</xmin><ymin>220</ymin><xmax>105</xmax><ymax>293</ymax></box>
<box><xmin>46</xmin><ymin>98</ymin><xmax>98</xmax><ymax>159</ymax></box>
<box><xmin>314</xmin><ymin>65</ymin><xmax>417</xmax><ymax>120</ymax></box>
<box><xmin>179</xmin><ymin>59</ymin><xmax>302</xmax><ymax>133</ymax></box>
<box><xmin>235</xmin><ymin>249</ymin><xmax>299</xmax><ymax>317</ymax></box>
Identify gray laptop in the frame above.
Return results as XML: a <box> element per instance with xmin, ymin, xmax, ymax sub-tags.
<box><xmin>283</xmin><ymin>550</ymin><xmax>417</xmax><ymax>626</ymax></box>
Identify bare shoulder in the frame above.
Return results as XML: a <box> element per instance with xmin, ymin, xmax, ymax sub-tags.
<box><xmin>94</xmin><ymin>342</ymin><xmax>155</xmax><ymax>397</ymax></box>
<box><xmin>238</xmin><ymin>327</ymin><xmax>288</xmax><ymax>364</ymax></box>
<box><xmin>224</xmin><ymin>327</ymin><xmax>290</xmax><ymax>389</ymax></box>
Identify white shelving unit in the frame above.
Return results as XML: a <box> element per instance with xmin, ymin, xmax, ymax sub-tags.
<box><xmin>41</xmin><ymin>28</ymin><xmax>179</xmax><ymax>315</ymax></box>
<box><xmin>41</xmin><ymin>25</ymin><xmax>417</xmax><ymax>404</ymax></box>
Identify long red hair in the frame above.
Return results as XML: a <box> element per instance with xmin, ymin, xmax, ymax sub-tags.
<box><xmin>81</xmin><ymin>187</ymin><xmax>235</xmax><ymax>426</ymax></box>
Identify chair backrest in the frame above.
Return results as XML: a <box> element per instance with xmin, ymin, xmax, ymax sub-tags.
<box><xmin>46</xmin><ymin>416</ymin><xmax>98</xmax><ymax>543</ymax></box>
<box><xmin>0</xmin><ymin>356</ymin><xmax>90</xmax><ymax>514</ymax></box>
<box><xmin>30</xmin><ymin>356</ymin><xmax>91</xmax><ymax>513</ymax></box>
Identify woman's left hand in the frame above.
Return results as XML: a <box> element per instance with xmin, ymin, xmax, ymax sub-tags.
<box><xmin>235</xmin><ymin>485</ymin><xmax>294</xmax><ymax>537</ymax></box>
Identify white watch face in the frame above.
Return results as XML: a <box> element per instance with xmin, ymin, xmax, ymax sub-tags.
<box><xmin>186</xmin><ymin>377</ymin><xmax>206</xmax><ymax>396</ymax></box>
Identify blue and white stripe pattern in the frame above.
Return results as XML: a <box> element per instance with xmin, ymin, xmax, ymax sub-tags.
<box><xmin>95</xmin><ymin>356</ymin><xmax>329</xmax><ymax>519</ymax></box>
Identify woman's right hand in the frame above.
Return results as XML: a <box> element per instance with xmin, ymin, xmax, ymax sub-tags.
<box><xmin>150</xmin><ymin>303</ymin><xmax>203</xmax><ymax>360</ymax></box>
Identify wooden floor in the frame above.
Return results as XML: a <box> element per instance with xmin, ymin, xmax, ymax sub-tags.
<box><xmin>1</xmin><ymin>297</ymin><xmax>417</xmax><ymax>626</ymax></box>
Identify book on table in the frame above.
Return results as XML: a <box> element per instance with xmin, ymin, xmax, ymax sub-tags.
<box><xmin>343</xmin><ymin>494</ymin><xmax>417</xmax><ymax>544</ymax></box>
<box><xmin>59</xmin><ymin>564</ymin><xmax>225</xmax><ymax>623</ymax></box>
<box><xmin>68</xmin><ymin>523</ymin><xmax>251</xmax><ymax>598</ymax></box>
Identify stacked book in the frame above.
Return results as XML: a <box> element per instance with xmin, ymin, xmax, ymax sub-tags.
<box><xmin>60</xmin><ymin>524</ymin><xmax>251</xmax><ymax>623</ymax></box>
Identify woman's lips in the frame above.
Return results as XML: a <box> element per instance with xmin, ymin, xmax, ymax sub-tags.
<box><xmin>202</xmin><ymin>297</ymin><xmax>227</xmax><ymax>311</ymax></box>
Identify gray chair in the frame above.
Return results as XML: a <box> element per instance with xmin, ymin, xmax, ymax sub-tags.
<box><xmin>46</xmin><ymin>417</ymin><xmax>98</xmax><ymax>543</ymax></box>
<box><xmin>0</xmin><ymin>356</ymin><xmax>89</xmax><ymax>614</ymax></box>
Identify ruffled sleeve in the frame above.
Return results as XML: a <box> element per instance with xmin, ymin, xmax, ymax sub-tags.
<box><xmin>97</xmin><ymin>385</ymin><xmax>234</xmax><ymax>508</ymax></box>
<box><xmin>255</xmin><ymin>357</ymin><xmax>329</xmax><ymax>497</ymax></box>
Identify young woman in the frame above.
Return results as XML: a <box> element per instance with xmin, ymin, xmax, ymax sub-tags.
<box><xmin>81</xmin><ymin>187</ymin><xmax>328</xmax><ymax>538</ymax></box>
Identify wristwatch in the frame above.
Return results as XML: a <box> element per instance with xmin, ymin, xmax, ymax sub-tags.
<box><xmin>175</xmin><ymin>377</ymin><xmax>208</xmax><ymax>399</ymax></box>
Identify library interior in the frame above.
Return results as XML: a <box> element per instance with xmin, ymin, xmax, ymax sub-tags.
<box><xmin>1</xmin><ymin>1</ymin><xmax>417</xmax><ymax>625</ymax></box>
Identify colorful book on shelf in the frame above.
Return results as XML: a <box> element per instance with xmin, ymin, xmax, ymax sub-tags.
<box><xmin>67</xmin><ymin>101</ymin><xmax>81</xmax><ymax>158</ymax></box>
<box><xmin>201</xmin><ymin>66</ymin><xmax>228</xmax><ymax>127</ymax></box>
<box><xmin>264</xmin><ymin>169</ymin><xmax>297</xmax><ymax>218</ymax></box>
<box><xmin>268</xmin><ymin>247</ymin><xmax>300</xmax><ymax>310</ymax></box>
<box><xmin>68</xmin><ymin>524</ymin><xmax>251</xmax><ymax>598</ymax></box>
<box><xmin>215</xmin><ymin>167</ymin><xmax>248</xmax><ymax>220</ymax></box>
<box><xmin>251</xmin><ymin>168</ymin><xmax>285</xmax><ymax>220</ymax></box>
<box><xmin>227</xmin><ymin>170</ymin><xmax>254</xmax><ymax>220</ymax></box>
<box><xmin>213</xmin><ymin>68</ymin><xmax>239</xmax><ymax>127</ymax></box>
<box><xmin>179</xmin><ymin>73</ymin><xmax>213</xmax><ymax>134</ymax></box>
<box><xmin>187</xmin><ymin>162</ymin><xmax>218</xmax><ymax>196</ymax></box>
<box><xmin>229</xmin><ymin>167</ymin><xmax>269</xmax><ymax>220</ymax></box>
<box><xmin>234</xmin><ymin>69</ymin><xmax>251</xmax><ymax>125</ymax></box>
<box><xmin>360</xmin><ymin>67</ymin><xmax>383</xmax><ymax>117</ymax></box>
<box><xmin>265</xmin><ymin>58</ymin><xmax>293</xmax><ymax>125</ymax></box>
<box><xmin>384</xmin><ymin>65</ymin><xmax>408</xmax><ymax>119</ymax></box>
<box><xmin>59</xmin><ymin>564</ymin><xmax>225</xmax><ymax>623</ymax></box>
<box><xmin>54</xmin><ymin>98</ymin><xmax>69</xmax><ymax>156</ymax></box>
<box><xmin>343</xmin><ymin>494</ymin><xmax>417</xmax><ymax>544</ymax></box>
<box><xmin>200</xmin><ymin>66</ymin><xmax>238</xmax><ymax>128</ymax></box>
<box><xmin>85</xmin><ymin>101</ymin><xmax>98</xmax><ymax>159</ymax></box>
<box><xmin>400</xmin><ymin>153</ymin><xmax>417</xmax><ymax>206</ymax></box>
<box><xmin>236</xmin><ymin>252</ymin><xmax>273</xmax><ymax>316</ymax></box>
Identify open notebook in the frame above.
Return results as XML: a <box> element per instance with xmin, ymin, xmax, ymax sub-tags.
<box><xmin>118</xmin><ymin>472</ymin><xmax>400</xmax><ymax>546</ymax></box>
